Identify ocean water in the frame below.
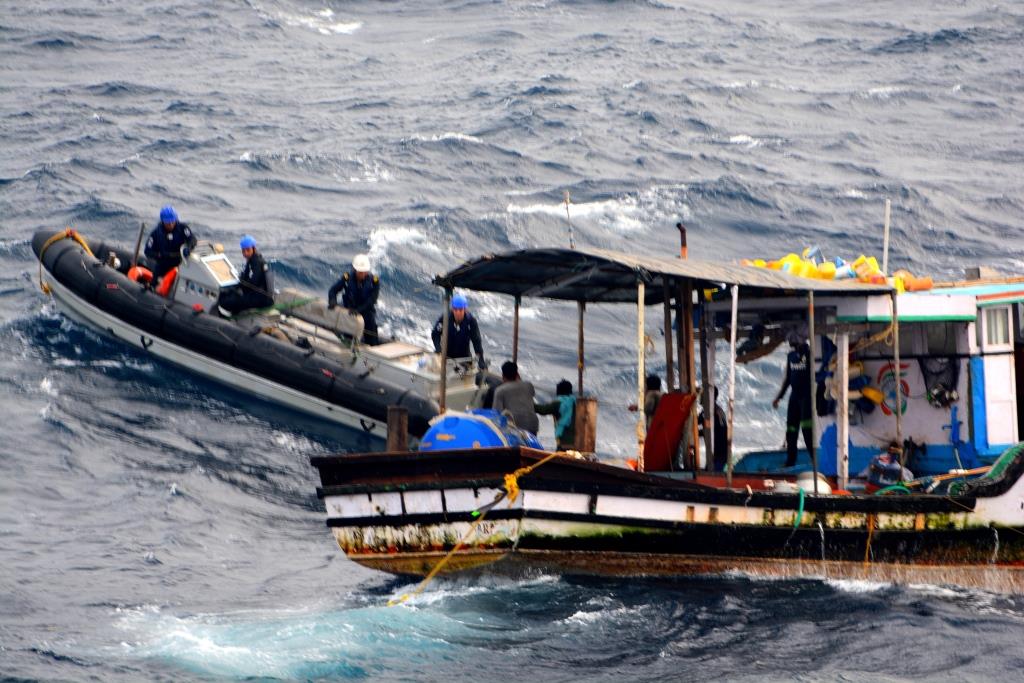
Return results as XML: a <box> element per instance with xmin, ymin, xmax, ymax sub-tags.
<box><xmin>3</xmin><ymin>1</ymin><xmax>1024</xmax><ymax>680</ymax></box>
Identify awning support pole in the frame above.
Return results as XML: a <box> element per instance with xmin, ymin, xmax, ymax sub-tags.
<box><xmin>882</xmin><ymin>198</ymin><xmax>892</xmax><ymax>276</ymax></box>
<box><xmin>512</xmin><ymin>295</ymin><xmax>521</xmax><ymax>364</ymax></box>
<box><xmin>675</xmin><ymin>282</ymin><xmax>687</xmax><ymax>390</ymax></box>
<box><xmin>577</xmin><ymin>301</ymin><xmax>586</xmax><ymax>394</ymax></box>
<box><xmin>684</xmin><ymin>282</ymin><xmax>698</xmax><ymax>469</ymax></box>
<box><xmin>808</xmin><ymin>292</ymin><xmax>819</xmax><ymax>494</ymax></box>
<box><xmin>837</xmin><ymin>331</ymin><xmax>850</xmax><ymax>491</ymax></box>
<box><xmin>892</xmin><ymin>290</ymin><xmax>904</xmax><ymax>468</ymax></box>
<box><xmin>439</xmin><ymin>288</ymin><xmax>451</xmax><ymax>413</ymax></box>
<box><xmin>637</xmin><ymin>282</ymin><xmax>646</xmax><ymax>471</ymax></box>
<box><xmin>726</xmin><ymin>284</ymin><xmax>739</xmax><ymax>487</ymax></box>
<box><xmin>699</xmin><ymin>296</ymin><xmax>712</xmax><ymax>469</ymax></box>
<box><xmin>663</xmin><ymin>279</ymin><xmax>675</xmax><ymax>392</ymax></box>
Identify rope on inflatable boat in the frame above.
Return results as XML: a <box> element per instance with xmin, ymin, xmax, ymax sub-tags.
<box><xmin>37</xmin><ymin>228</ymin><xmax>94</xmax><ymax>295</ymax></box>
<box><xmin>387</xmin><ymin>450</ymin><xmax>563</xmax><ymax>607</ymax></box>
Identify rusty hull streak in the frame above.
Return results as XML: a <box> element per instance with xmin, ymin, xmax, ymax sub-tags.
<box><xmin>348</xmin><ymin>549</ymin><xmax>511</xmax><ymax>576</ymax></box>
<box><xmin>332</xmin><ymin>518</ymin><xmax>521</xmax><ymax>555</ymax></box>
<box><xmin>347</xmin><ymin>549</ymin><xmax>1024</xmax><ymax>593</ymax></box>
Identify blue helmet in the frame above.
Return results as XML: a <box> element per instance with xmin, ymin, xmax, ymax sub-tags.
<box><xmin>240</xmin><ymin>235</ymin><xmax>257</xmax><ymax>249</ymax></box>
<box><xmin>159</xmin><ymin>205</ymin><xmax>178</xmax><ymax>223</ymax></box>
<box><xmin>451</xmin><ymin>294</ymin><xmax>468</xmax><ymax>310</ymax></box>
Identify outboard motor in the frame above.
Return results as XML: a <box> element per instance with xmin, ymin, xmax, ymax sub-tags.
<box><xmin>168</xmin><ymin>241</ymin><xmax>240</xmax><ymax>309</ymax></box>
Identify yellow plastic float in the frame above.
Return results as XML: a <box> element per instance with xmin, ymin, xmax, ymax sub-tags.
<box><xmin>741</xmin><ymin>245</ymin><xmax>933</xmax><ymax>291</ymax></box>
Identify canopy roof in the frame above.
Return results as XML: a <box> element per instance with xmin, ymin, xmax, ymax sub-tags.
<box><xmin>434</xmin><ymin>247</ymin><xmax>892</xmax><ymax>305</ymax></box>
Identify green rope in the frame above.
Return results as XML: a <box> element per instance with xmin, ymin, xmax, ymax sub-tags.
<box><xmin>874</xmin><ymin>484</ymin><xmax>911</xmax><ymax>495</ymax></box>
<box><xmin>793</xmin><ymin>487</ymin><xmax>805</xmax><ymax>529</ymax></box>
<box><xmin>985</xmin><ymin>442</ymin><xmax>1024</xmax><ymax>480</ymax></box>
<box><xmin>228</xmin><ymin>296</ymin><xmax>318</xmax><ymax>320</ymax></box>
<box><xmin>274</xmin><ymin>296</ymin><xmax>318</xmax><ymax>312</ymax></box>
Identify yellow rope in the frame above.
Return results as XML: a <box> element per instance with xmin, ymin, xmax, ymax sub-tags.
<box><xmin>863</xmin><ymin>513</ymin><xmax>875</xmax><ymax>566</ymax></box>
<box><xmin>387</xmin><ymin>450</ymin><xmax>563</xmax><ymax>607</ymax></box>
<box><xmin>386</xmin><ymin>506</ymin><xmax>495</xmax><ymax>607</ymax></box>
<box><xmin>37</xmin><ymin>228</ymin><xmax>94</xmax><ymax>294</ymax></box>
<box><xmin>503</xmin><ymin>450</ymin><xmax>561</xmax><ymax>505</ymax></box>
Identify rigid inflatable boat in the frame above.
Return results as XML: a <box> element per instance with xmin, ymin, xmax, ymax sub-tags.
<box><xmin>33</xmin><ymin>228</ymin><xmax>484</xmax><ymax>438</ymax></box>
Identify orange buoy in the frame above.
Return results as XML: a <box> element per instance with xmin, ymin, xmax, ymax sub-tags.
<box><xmin>127</xmin><ymin>265</ymin><xmax>153</xmax><ymax>284</ymax></box>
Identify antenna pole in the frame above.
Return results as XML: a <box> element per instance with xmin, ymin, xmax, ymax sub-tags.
<box><xmin>564</xmin><ymin>191</ymin><xmax>575</xmax><ymax>250</ymax></box>
<box><xmin>882</xmin><ymin>199</ymin><xmax>892</xmax><ymax>274</ymax></box>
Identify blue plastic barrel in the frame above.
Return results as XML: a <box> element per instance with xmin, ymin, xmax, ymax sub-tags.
<box><xmin>419</xmin><ymin>409</ymin><xmax>543</xmax><ymax>451</ymax></box>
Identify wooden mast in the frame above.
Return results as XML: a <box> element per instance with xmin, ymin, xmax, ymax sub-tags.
<box><xmin>636</xmin><ymin>281</ymin><xmax>646</xmax><ymax>470</ymax></box>
<box><xmin>438</xmin><ymin>289</ymin><xmax>451</xmax><ymax>413</ymax></box>
<box><xmin>808</xmin><ymin>291</ymin><xmax>819</xmax><ymax>494</ymax></box>
<box><xmin>577</xmin><ymin>301</ymin><xmax>585</xmax><ymax>394</ymax></box>
<box><xmin>512</xmin><ymin>294</ymin><xmax>520</xmax><ymax>364</ymax></box>
<box><xmin>837</xmin><ymin>331</ymin><xmax>850</xmax><ymax>490</ymax></box>
<box><xmin>892</xmin><ymin>290</ymin><xmax>903</xmax><ymax>468</ymax></box>
<box><xmin>726</xmin><ymin>284</ymin><xmax>739</xmax><ymax>486</ymax></box>
<box><xmin>663</xmin><ymin>279</ymin><xmax>675</xmax><ymax>392</ymax></box>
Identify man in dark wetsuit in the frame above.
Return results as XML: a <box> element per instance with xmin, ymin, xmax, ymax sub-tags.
<box><xmin>218</xmin><ymin>234</ymin><xmax>275</xmax><ymax>315</ymax></box>
<box><xmin>327</xmin><ymin>253</ymin><xmax>379</xmax><ymax>344</ymax></box>
<box><xmin>431</xmin><ymin>294</ymin><xmax>486</xmax><ymax>369</ymax></box>
<box><xmin>144</xmin><ymin>205</ymin><xmax>197</xmax><ymax>280</ymax></box>
<box><xmin>773</xmin><ymin>331</ymin><xmax>813</xmax><ymax>467</ymax></box>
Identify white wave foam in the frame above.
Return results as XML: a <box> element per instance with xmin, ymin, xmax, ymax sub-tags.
<box><xmin>825</xmin><ymin>577</ymin><xmax>891</xmax><ymax>593</ymax></box>
<box><xmin>405</xmin><ymin>132</ymin><xmax>485</xmax><ymax>144</ymax></box>
<box><xmin>564</xmin><ymin>609</ymin><xmax>604</xmax><ymax>625</ymax></box>
<box><xmin>275</xmin><ymin>7</ymin><xmax>361</xmax><ymax>35</ymax></box>
<box><xmin>40</xmin><ymin>376</ymin><xmax>58</xmax><ymax>397</ymax></box>
<box><xmin>460</xmin><ymin>289</ymin><xmax>541</xmax><ymax>324</ymax></box>
<box><xmin>507</xmin><ymin>185</ymin><xmax>692</xmax><ymax>235</ymax></box>
<box><xmin>90</xmin><ymin>359</ymin><xmax>125</xmax><ymax>369</ymax></box>
<box><xmin>506</xmin><ymin>196</ymin><xmax>645</xmax><ymax>233</ymax></box>
<box><xmin>271</xmin><ymin>430</ymin><xmax>327</xmax><ymax>454</ymax></box>
<box><xmin>339</xmin><ymin>157</ymin><xmax>392</xmax><ymax>184</ymax></box>
<box><xmin>843</xmin><ymin>188</ymin><xmax>867</xmax><ymax>199</ymax></box>
<box><xmin>366</xmin><ymin>226</ymin><xmax>439</xmax><ymax>268</ymax></box>
<box><xmin>722</xmin><ymin>80</ymin><xmax>760</xmax><ymax>90</ymax></box>
<box><xmin>728</xmin><ymin>134</ymin><xmax>761</xmax><ymax>148</ymax></box>
<box><xmin>860</xmin><ymin>86</ymin><xmax>905</xmax><ymax>99</ymax></box>
<box><xmin>388</xmin><ymin>572</ymin><xmax>561</xmax><ymax>607</ymax></box>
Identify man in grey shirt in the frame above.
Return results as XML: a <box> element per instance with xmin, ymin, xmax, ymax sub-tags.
<box><xmin>492</xmin><ymin>361</ymin><xmax>539</xmax><ymax>434</ymax></box>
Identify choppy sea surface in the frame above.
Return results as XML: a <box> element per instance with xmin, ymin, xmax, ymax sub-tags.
<box><xmin>3</xmin><ymin>1</ymin><xmax>1024</xmax><ymax>680</ymax></box>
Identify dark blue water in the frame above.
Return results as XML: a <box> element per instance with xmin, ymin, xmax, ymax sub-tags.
<box><xmin>3</xmin><ymin>1</ymin><xmax>1024</xmax><ymax>680</ymax></box>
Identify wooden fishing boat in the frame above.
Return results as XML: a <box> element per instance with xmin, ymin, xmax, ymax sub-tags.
<box><xmin>310</xmin><ymin>244</ymin><xmax>1024</xmax><ymax>593</ymax></box>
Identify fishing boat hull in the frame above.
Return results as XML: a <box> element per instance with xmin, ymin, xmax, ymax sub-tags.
<box><xmin>33</xmin><ymin>230</ymin><xmax>440</xmax><ymax>437</ymax></box>
<box><xmin>313</xmin><ymin>446</ymin><xmax>1024</xmax><ymax>593</ymax></box>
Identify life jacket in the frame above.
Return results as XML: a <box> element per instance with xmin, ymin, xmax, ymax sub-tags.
<box><xmin>156</xmin><ymin>267</ymin><xmax>178</xmax><ymax>297</ymax></box>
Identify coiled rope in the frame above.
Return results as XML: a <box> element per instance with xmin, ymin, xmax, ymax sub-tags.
<box><xmin>387</xmin><ymin>450</ymin><xmax>563</xmax><ymax>607</ymax></box>
<box><xmin>38</xmin><ymin>228</ymin><xmax>93</xmax><ymax>295</ymax></box>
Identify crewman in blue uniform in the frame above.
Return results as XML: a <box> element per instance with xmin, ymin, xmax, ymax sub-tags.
<box><xmin>144</xmin><ymin>205</ymin><xmax>197</xmax><ymax>280</ymax></box>
<box><xmin>218</xmin><ymin>235</ymin><xmax>275</xmax><ymax>315</ymax></box>
<box><xmin>327</xmin><ymin>253</ymin><xmax>380</xmax><ymax>345</ymax></box>
<box><xmin>431</xmin><ymin>294</ymin><xmax>486</xmax><ymax>368</ymax></box>
<box><xmin>772</xmin><ymin>331</ymin><xmax>813</xmax><ymax>467</ymax></box>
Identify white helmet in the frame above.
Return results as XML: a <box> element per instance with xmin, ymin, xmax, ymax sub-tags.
<box><xmin>353</xmin><ymin>254</ymin><xmax>371</xmax><ymax>273</ymax></box>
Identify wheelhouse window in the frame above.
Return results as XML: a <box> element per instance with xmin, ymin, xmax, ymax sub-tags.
<box><xmin>981</xmin><ymin>306</ymin><xmax>1012</xmax><ymax>352</ymax></box>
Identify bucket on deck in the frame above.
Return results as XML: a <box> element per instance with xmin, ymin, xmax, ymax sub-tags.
<box><xmin>796</xmin><ymin>471</ymin><xmax>832</xmax><ymax>494</ymax></box>
<box><xmin>419</xmin><ymin>409</ymin><xmax>543</xmax><ymax>451</ymax></box>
